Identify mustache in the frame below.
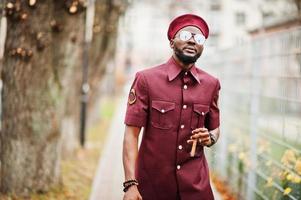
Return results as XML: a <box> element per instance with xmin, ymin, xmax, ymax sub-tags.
<box><xmin>183</xmin><ymin>46</ymin><xmax>196</xmax><ymax>51</ymax></box>
<box><xmin>183</xmin><ymin>45</ymin><xmax>196</xmax><ymax>50</ymax></box>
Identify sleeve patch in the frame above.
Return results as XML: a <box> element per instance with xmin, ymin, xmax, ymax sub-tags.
<box><xmin>128</xmin><ymin>88</ymin><xmax>137</xmax><ymax>105</ymax></box>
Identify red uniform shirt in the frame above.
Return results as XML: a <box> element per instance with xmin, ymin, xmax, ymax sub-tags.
<box><xmin>125</xmin><ymin>57</ymin><xmax>220</xmax><ymax>200</ymax></box>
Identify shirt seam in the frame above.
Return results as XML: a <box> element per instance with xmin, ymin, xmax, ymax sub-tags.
<box><xmin>139</xmin><ymin>72</ymin><xmax>150</xmax><ymax>102</ymax></box>
<box><xmin>210</xmin><ymin>78</ymin><xmax>220</xmax><ymax>106</ymax></box>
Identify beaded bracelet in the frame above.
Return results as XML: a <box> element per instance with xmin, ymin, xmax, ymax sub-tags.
<box><xmin>123</xmin><ymin>181</ymin><xmax>138</xmax><ymax>192</ymax></box>
<box><xmin>123</xmin><ymin>179</ymin><xmax>138</xmax><ymax>187</ymax></box>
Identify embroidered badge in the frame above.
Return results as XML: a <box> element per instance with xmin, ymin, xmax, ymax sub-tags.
<box><xmin>128</xmin><ymin>88</ymin><xmax>137</xmax><ymax>105</ymax></box>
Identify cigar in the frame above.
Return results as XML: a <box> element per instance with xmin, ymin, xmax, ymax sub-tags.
<box><xmin>190</xmin><ymin>139</ymin><xmax>197</xmax><ymax>157</ymax></box>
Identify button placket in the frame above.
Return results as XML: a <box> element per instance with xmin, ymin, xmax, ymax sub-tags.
<box><xmin>176</xmin><ymin>74</ymin><xmax>192</xmax><ymax>167</ymax></box>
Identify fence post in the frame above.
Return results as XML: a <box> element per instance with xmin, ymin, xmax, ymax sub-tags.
<box><xmin>246</xmin><ymin>37</ymin><xmax>262</xmax><ymax>200</ymax></box>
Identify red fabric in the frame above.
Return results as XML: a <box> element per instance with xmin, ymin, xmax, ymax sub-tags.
<box><xmin>167</xmin><ymin>14</ymin><xmax>209</xmax><ymax>40</ymax></box>
<box><xmin>124</xmin><ymin>57</ymin><xmax>220</xmax><ymax>200</ymax></box>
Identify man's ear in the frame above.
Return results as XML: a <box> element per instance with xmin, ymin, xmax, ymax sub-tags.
<box><xmin>170</xmin><ymin>39</ymin><xmax>174</xmax><ymax>49</ymax></box>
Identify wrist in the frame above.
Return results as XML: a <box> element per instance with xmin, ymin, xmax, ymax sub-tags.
<box><xmin>123</xmin><ymin>179</ymin><xmax>139</xmax><ymax>192</ymax></box>
<box><xmin>206</xmin><ymin>132</ymin><xmax>217</xmax><ymax>147</ymax></box>
<box><xmin>126</xmin><ymin>184</ymin><xmax>138</xmax><ymax>192</ymax></box>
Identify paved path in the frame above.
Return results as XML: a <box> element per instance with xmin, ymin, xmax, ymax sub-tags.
<box><xmin>89</xmin><ymin>97</ymin><xmax>126</xmax><ymax>200</ymax></box>
<box><xmin>89</xmin><ymin>96</ymin><xmax>222</xmax><ymax>200</ymax></box>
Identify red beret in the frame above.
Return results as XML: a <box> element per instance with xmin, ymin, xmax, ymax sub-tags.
<box><xmin>167</xmin><ymin>14</ymin><xmax>209</xmax><ymax>40</ymax></box>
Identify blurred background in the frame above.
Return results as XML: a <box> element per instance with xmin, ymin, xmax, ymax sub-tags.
<box><xmin>0</xmin><ymin>0</ymin><xmax>300</xmax><ymax>200</ymax></box>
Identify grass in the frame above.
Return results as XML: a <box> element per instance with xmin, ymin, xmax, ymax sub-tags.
<box><xmin>0</xmin><ymin>96</ymin><xmax>117</xmax><ymax>200</ymax></box>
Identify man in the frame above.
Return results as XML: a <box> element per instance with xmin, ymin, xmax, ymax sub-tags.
<box><xmin>122</xmin><ymin>14</ymin><xmax>221</xmax><ymax>200</ymax></box>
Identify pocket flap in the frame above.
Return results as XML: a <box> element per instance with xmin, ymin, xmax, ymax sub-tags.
<box><xmin>152</xmin><ymin>100</ymin><xmax>175</xmax><ymax>113</ymax></box>
<box><xmin>193</xmin><ymin>104</ymin><xmax>209</xmax><ymax>115</ymax></box>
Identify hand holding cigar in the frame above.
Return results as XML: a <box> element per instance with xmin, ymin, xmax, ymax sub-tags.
<box><xmin>187</xmin><ymin>127</ymin><xmax>211</xmax><ymax>157</ymax></box>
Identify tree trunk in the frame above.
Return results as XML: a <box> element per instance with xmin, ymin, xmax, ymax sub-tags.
<box><xmin>0</xmin><ymin>0</ymin><xmax>84</xmax><ymax>195</ymax></box>
<box><xmin>52</xmin><ymin>1</ymin><xmax>85</xmax><ymax>156</ymax></box>
<box><xmin>88</xmin><ymin>0</ymin><xmax>126</xmax><ymax>108</ymax></box>
<box><xmin>1</xmin><ymin>0</ymin><xmax>60</xmax><ymax>194</ymax></box>
<box><xmin>60</xmin><ymin>0</ymin><xmax>128</xmax><ymax>149</ymax></box>
<box><xmin>0</xmin><ymin>0</ymin><xmax>128</xmax><ymax>195</ymax></box>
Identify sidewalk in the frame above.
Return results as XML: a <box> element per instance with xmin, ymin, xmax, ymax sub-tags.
<box><xmin>89</xmin><ymin>96</ymin><xmax>223</xmax><ymax>200</ymax></box>
<box><xmin>89</xmin><ymin>97</ymin><xmax>125</xmax><ymax>200</ymax></box>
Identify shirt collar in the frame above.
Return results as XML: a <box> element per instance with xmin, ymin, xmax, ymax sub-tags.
<box><xmin>167</xmin><ymin>57</ymin><xmax>201</xmax><ymax>84</ymax></box>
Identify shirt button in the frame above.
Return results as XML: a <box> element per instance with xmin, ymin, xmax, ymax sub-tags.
<box><xmin>183</xmin><ymin>105</ymin><xmax>187</xmax><ymax>109</ymax></box>
<box><xmin>180</xmin><ymin>125</ymin><xmax>185</xmax><ymax>129</ymax></box>
<box><xmin>178</xmin><ymin>145</ymin><xmax>183</xmax><ymax>150</ymax></box>
<box><xmin>183</xmin><ymin>85</ymin><xmax>188</xmax><ymax>90</ymax></box>
<box><xmin>201</xmin><ymin>112</ymin><xmax>205</xmax><ymax>115</ymax></box>
<box><xmin>184</xmin><ymin>72</ymin><xmax>188</xmax><ymax>75</ymax></box>
<box><xmin>177</xmin><ymin>165</ymin><xmax>181</xmax><ymax>170</ymax></box>
<box><xmin>161</xmin><ymin>109</ymin><xmax>165</xmax><ymax>113</ymax></box>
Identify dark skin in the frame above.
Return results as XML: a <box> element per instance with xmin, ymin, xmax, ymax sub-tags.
<box><xmin>171</xmin><ymin>26</ymin><xmax>204</xmax><ymax>69</ymax></box>
<box><xmin>122</xmin><ymin>26</ymin><xmax>220</xmax><ymax>200</ymax></box>
<box><xmin>122</xmin><ymin>126</ymin><xmax>142</xmax><ymax>200</ymax></box>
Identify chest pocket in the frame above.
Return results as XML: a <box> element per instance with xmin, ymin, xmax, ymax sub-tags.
<box><xmin>191</xmin><ymin>104</ymin><xmax>210</xmax><ymax>129</ymax></box>
<box><xmin>151</xmin><ymin>100</ymin><xmax>175</xmax><ymax>130</ymax></box>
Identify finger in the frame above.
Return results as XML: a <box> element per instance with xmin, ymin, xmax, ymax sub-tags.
<box><xmin>191</xmin><ymin>134</ymin><xmax>199</xmax><ymax>139</ymax></box>
<box><xmin>196</xmin><ymin>135</ymin><xmax>210</xmax><ymax>142</ymax></box>
<box><xmin>191</xmin><ymin>133</ymin><xmax>209</xmax><ymax>140</ymax></box>
<box><xmin>199</xmin><ymin>134</ymin><xmax>210</xmax><ymax>139</ymax></box>
<box><xmin>187</xmin><ymin>139</ymin><xmax>194</xmax><ymax>144</ymax></box>
<box><xmin>201</xmin><ymin>138</ymin><xmax>210</xmax><ymax>143</ymax></box>
<box><xmin>198</xmin><ymin>138</ymin><xmax>211</xmax><ymax>146</ymax></box>
<box><xmin>197</xmin><ymin>133</ymin><xmax>210</xmax><ymax>139</ymax></box>
<box><xmin>191</xmin><ymin>128</ymin><xmax>203</xmax><ymax>133</ymax></box>
<box><xmin>200</xmin><ymin>127</ymin><xmax>208</xmax><ymax>132</ymax></box>
<box><xmin>192</xmin><ymin>127</ymin><xmax>208</xmax><ymax>133</ymax></box>
<box><xmin>199</xmin><ymin>131</ymin><xmax>210</xmax><ymax>136</ymax></box>
<box><xmin>197</xmin><ymin>138</ymin><xmax>203</xmax><ymax>145</ymax></box>
<box><xmin>192</xmin><ymin>127</ymin><xmax>208</xmax><ymax>132</ymax></box>
<box><xmin>191</xmin><ymin>134</ymin><xmax>203</xmax><ymax>140</ymax></box>
<box><xmin>189</xmin><ymin>137</ymin><xmax>209</xmax><ymax>144</ymax></box>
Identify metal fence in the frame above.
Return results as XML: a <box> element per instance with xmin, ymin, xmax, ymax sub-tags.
<box><xmin>203</xmin><ymin>27</ymin><xmax>301</xmax><ymax>200</ymax></box>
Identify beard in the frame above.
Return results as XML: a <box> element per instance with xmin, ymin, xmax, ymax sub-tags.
<box><xmin>174</xmin><ymin>46</ymin><xmax>202</xmax><ymax>64</ymax></box>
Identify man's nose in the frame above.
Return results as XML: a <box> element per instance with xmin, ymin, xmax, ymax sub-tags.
<box><xmin>187</xmin><ymin>36</ymin><xmax>196</xmax><ymax>44</ymax></box>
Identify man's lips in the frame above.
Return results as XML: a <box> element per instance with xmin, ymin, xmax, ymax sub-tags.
<box><xmin>183</xmin><ymin>47</ymin><xmax>196</xmax><ymax>53</ymax></box>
